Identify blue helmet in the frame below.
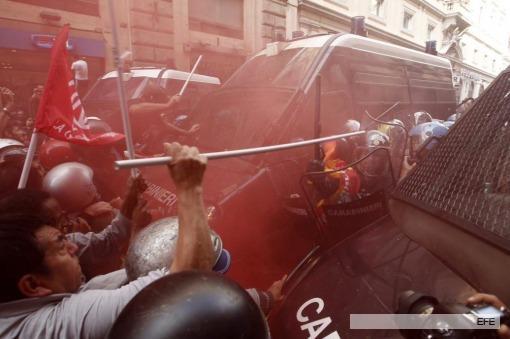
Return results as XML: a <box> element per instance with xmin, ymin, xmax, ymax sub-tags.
<box><xmin>447</xmin><ymin>113</ymin><xmax>458</xmax><ymax>122</ymax></box>
<box><xmin>443</xmin><ymin>120</ymin><xmax>455</xmax><ymax>129</ymax></box>
<box><xmin>409</xmin><ymin>121</ymin><xmax>449</xmax><ymax>159</ymax></box>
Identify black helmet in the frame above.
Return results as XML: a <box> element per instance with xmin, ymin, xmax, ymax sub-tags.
<box><xmin>109</xmin><ymin>271</ymin><xmax>270</xmax><ymax>339</ymax></box>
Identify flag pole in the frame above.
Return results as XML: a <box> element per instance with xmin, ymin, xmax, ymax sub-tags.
<box><xmin>179</xmin><ymin>55</ymin><xmax>202</xmax><ymax>96</ymax></box>
<box><xmin>115</xmin><ymin>131</ymin><xmax>366</xmax><ymax>169</ymax></box>
<box><xmin>17</xmin><ymin>130</ymin><xmax>39</xmax><ymax>189</ymax></box>
<box><xmin>107</xmin><ymin>0</ymin><xmax>136</xmax><ymax>176</ymax></box>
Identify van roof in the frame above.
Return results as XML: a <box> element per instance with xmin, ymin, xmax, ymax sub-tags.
<box><xmin>258</xmin><ymin>33</ymin><xmax>451</xmax><ymax>70</ymax></box>
<box><xmin>331</xmin><ymin>34</ymin><xmax>451</xmax><ymax>69</ymax></box>
<box><xmin>101</xmin><ymin>68</ymin><xmax>221</xmax><ymax>84</ymax></box>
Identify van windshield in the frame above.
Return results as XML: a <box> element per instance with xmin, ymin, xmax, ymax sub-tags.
<box><xmin>225</xmin><ymin>47</ymin><xmax>320</xmax><ymax>89</ymax></box>
<box><xmin>193</xmin><ymin>87</ymin><xmax>295</xmax><ymax>151</ymax></box>
<box><xmin>85</xmin><ymin>77</ymin><xmax>146</xmax><ymax>102</ymax></box>
<box><xmin>191</xmin><ymin>47</ymin><xmax>321</xmax><ymax>151</ymax></box>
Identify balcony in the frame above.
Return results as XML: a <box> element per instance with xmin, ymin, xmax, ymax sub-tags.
<box><xmin>442</xmin><ymin>0</ymin><xmax>472</xmax><ymax>32</ymax></box>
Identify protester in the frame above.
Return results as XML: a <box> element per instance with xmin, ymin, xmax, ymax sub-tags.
<box><xmin>38</xmin><ymin>134</ymin><xmax>127</xmax><ymax>203</ymax></box>
<box><xmin>120</xmin><ymin>50</ymin><xmax>133</xmax><ymax>73</ymax></box>
<box><xmin>0</xmin><ymin>139</ymin><xmax>43</xmax><ymax>199</ymax></box>
<box><xmin>0</xmin><ymin>143</ymin><xmax>215</xmax><ymax>339</ymax></box>
<box><xmin>42</xmin><ymin>162</ymin><xmax>105</xmax><ymax>231</ymax></box>
<box><xmin>28</xmin><ymin>85</ymin><xmax>44</xmax><ymax>119</ymax></box>
<box><xmin>0</xmin><ymin>86</ymin><xmax>15</xmax><ymax>137</ymax></box>
<box><xmin>129</xmin><ymin>81</ymin><xmax>200</xmax><ymax>152</ymax></box>
<box><xmin>71</xmin><ymin>55</ymin><xmax>89</xmax><ymax>99</ymax></box>
<box><xmin>3</xmin><ymin>107</ymin><xmax>31</xmax><ymax>144</ymax></box>
<box><xmin>0</xmin><ymin>175</ymin><xmax>147</xmax><ymax>279</ymax></box>
<box><xmin>41</xmin><ymin>161</ymin><xmax>126</xmax><ymax>233</ymax></box>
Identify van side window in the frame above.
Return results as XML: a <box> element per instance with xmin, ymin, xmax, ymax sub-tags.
<box><xmin>347</xmin><ymin>52</ymin><xmax>410</xmax><ymax>124</ymax></box>
<box><xmin>319</xmin><ymin>58</ymin><xmax>352</xmax><ymax>137</ymax></box>
<box><xmin>406</xmin><ymin>63</ymin><xmax>456</xmax><ymax>117</ymax></box>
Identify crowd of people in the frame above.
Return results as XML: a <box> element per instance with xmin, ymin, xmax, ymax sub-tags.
<box><xmin>0</xmin><ymin>84</ymin><xmax>42</xmax><ymax>145</ymax></box>
<box><xmin>0</xmin><ymin>62</ymin><xmax>507</xmax><ymax>338</ymax></box>
<box><xmin>0</xmin><ymin>141</ymin><xmax>286</xmax><ymax>338</ymax></box>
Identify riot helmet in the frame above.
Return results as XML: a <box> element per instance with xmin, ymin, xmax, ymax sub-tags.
<box><xmin>354</xmin><ymin>130</ymin><xmax>391</xmax><ymax>177</ymax></box>
<box><xmin>409</xmin><ymin>121</ymin><xmax>449</xmax><ymax>160</ymax></box>
<box><xmin>377</xmin><ymin>119</ymin><xmax>405</xmax><ymax>146</ymax></box>
<box><xmin>38</xmin><ymin>139</ymin><xmax>77</xmax><ymax>171</ymax></box>
<box><xmin>447</xmin><ymin>113</ymin><xmax>458</xmax><ymax>122</ymax></box>
<box><xmin>109</xmin><ymin>271</ymin><xmax>270</xmax><ymax>339</ymax></box>
<box><xmin>367</xmin><ymin>130</ymin><xmax>390</xmax><ymax>148</ymax></box>
<box><xmin>85</xmin><ymin>116</ymin><xmax>113</xmax><ymax>134</ymax></box>
<box><xmin>443</xmin><ymin>120</ymin><xmax>455</xmax><ymax>129</ymax></box>
<box><xmin>343</xmin><ymin>119</ymin><xmax>361</xmax><ymax>133</ymax></box>
<box><xmin>0</xmin><ymin>138</ymin><xmax>25</xmax><ymax>163</ymax></box>
<box><xmin>0</xmin><ymin>139</ymin><xmax>42</xmax><ymax>198</ymax></box>
<box><xmin>42</xmin><ymin>162</ymin><xmax>98</xmax><ymax>213</ymax></box>
<box><xmin>413</xmin><ymin>111</ymin><xmax>432</xmax><ymax>126</ymax></box>
<box><xmin>125</xmin><ymin>216</ymin><xmax>231</xmax><ymax>281</ymax></box>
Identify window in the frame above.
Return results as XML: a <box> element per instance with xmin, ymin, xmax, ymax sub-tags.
<box><xmin>467</xmin><ymin>81</ymin><xmax>475</xmax><ymax>98</ymax></box>
<box><xmin>427</xmin><ymin>24</ymin><xmax>436</xmax><ymax>40</ymax></box>
<box><xmin>403</xmin><ymin>10</ymin><xmax>414</xmax><ymax>31</ymax></box>
<box><xmin>478</xmin><ymin>6</ymin><xmax>484</xmax><ymax>23</ymax></box>
<box><xmin>371</xmin><ymin>0</ymin><xmax>385</xmax><ymax>17</ymax></box>
<box><xmin>189</xmin><ymin>0</ymin><xmax>243</xmax><ymax>39</ymax></box>
<box><xmin>492</xmin><ymin>59</ymin><xmax>497</xmax><ymax>72</ymax></box>
<box><xmin>11</xmin><ymin>0</ymin><xmax>99</xmax><ymax>16</ymax></box>
<box><xmin>473</xmin><ymin>49</ymin><xmax>478</xmax><ymax>64</ymax></box>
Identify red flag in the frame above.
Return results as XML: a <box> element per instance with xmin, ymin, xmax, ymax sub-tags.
<box><xmin>35</xmin><ymin>25</ymin><xmax>124</xmax><ymax>146</ymax></box>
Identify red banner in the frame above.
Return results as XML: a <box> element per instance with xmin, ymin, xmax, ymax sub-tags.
<box><xmin>35</xmin><ymin>25</ymin><xmax>124</xmax><ymax>146</ymax></box>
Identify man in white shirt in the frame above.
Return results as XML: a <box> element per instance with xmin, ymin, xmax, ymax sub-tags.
<box><xmin>0</xmin><ymin>142</ymin><xmax>215</xmax><ymax>339</ymax></box>
<box><xmin>71</xmin><ymin>55</ymin><xmax>89</xmax><ymax>98</ymax></box>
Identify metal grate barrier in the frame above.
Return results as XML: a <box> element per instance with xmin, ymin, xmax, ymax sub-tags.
<box><xmin>393</xmin><ymin>67</ymin><xmax>510</xmax><ymax>249</ymax></box>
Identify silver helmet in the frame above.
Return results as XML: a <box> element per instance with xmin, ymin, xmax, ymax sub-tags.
<box><xmin>0</xmin><ymin>138</ymin><xmax>25</xmax><ymax>163</ymax></box>
<box><xmin>125</xmin><ymin>217</ymin><xmax>225</xmax><ymax>281</ymax></box>
<box><xmin>42</xmin><ymin>162</ymin><xmax>98</xmax><ymax>213</ymax></box>
<box><xmin>85</xmin><ymin>116</ymin><xmax>113</xmax><ymax>134</ymax></box>
<box><xmin>344</xmin><ymin>119</ymin><xmax>361</xmax><ymax>133</ymax></box>
<box><xmin>413</xmin><ymin>111</ymin><xmax>432</xmax><ymax>126</ymax></box>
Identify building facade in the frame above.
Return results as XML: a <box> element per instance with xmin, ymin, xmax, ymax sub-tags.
<box><xmin>0</xmin><ymin>0</ymin><xmax>509</xmax><ymax>103</ymax></box>
<box><xmin>0</xmin><ymin>0</ymin><xmax>106</xmax><ymax>103</ymax></box>
<box><xmin>274</xmin><ymin>0</ymin><xmax>510</xmax><ymax>101</ymax></box>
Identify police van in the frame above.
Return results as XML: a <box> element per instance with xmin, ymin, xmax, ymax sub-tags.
<box><xmin>131</xmin><ymin>33</ymin><xmax>458</xmax><ymax>294</ymax></box>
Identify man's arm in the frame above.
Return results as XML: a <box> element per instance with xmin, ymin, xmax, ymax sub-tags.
<box><xmin>67</xmin><ymin>175</ymin><xmax>147</xmax><ymax>272</ymax></box>
<box><xmin>129</xmin><ymin>94</ymin><xmax>180</xmax><ymax>115</ymax></box>
<box><xmin>161</xmin><ymin>116</ymin><xmax>200</xmax><ymax>136</ymax></box>
<box><xmin>164</xmin><ymin>143</ymin><xmax>215</xmax><ymax>272</ymax></box>
<box><xmin>54</xmin><ymin>269</ymin><xmax>168</xmax><ymax>339</ymax></box>
<box><xmin>67</xmin><ymin>213</ymin><xmax>131</xmax><ymax>271</ymax></box>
